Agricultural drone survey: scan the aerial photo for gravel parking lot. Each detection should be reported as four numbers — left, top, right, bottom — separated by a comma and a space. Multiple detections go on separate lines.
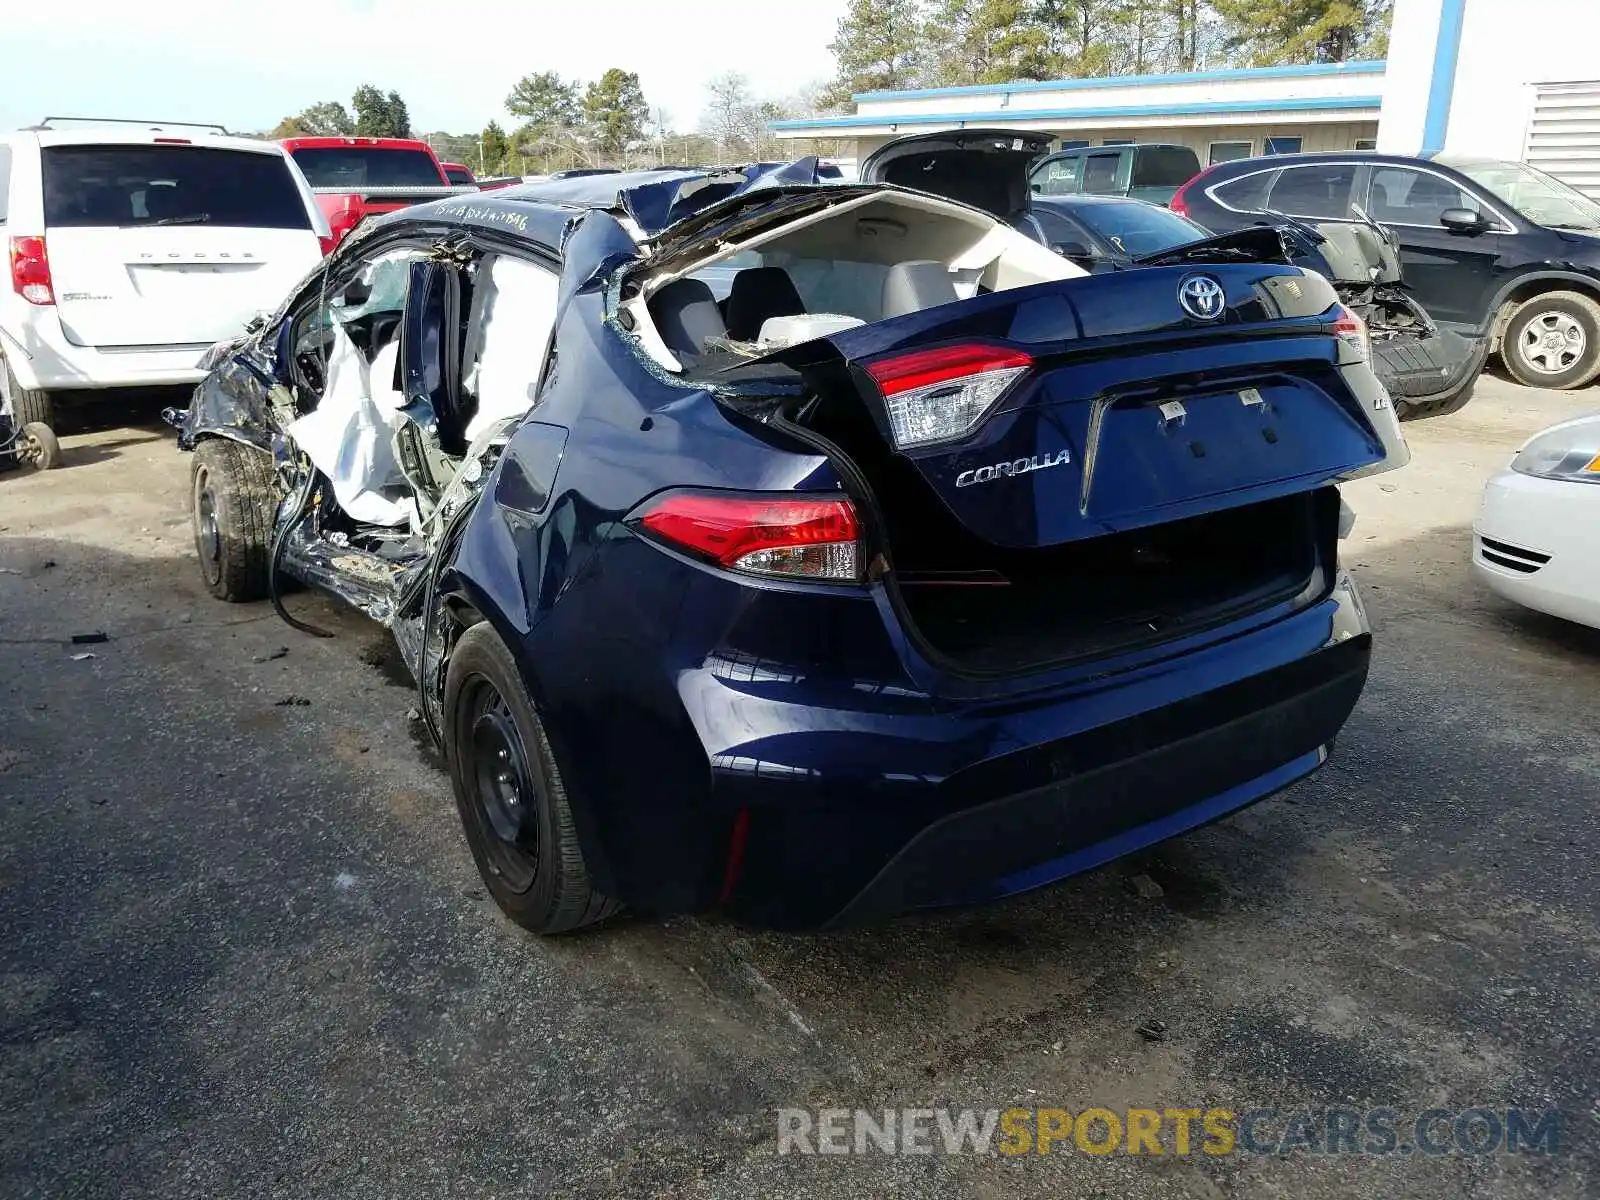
2, 376, 1597, 1199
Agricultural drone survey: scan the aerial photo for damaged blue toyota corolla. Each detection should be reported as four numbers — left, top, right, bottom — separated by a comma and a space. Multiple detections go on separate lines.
171, 158, 1407, 932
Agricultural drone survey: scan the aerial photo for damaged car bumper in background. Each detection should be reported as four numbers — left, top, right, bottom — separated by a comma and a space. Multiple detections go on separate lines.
1135, 222, 1485, 421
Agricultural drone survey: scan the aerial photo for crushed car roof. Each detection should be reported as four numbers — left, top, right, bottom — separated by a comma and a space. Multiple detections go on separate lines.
397, 157, 846, 245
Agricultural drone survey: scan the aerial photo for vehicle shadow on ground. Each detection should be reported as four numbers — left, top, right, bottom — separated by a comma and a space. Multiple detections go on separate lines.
0, 425, 176, 476
46, 389, 191, 437
2, 527, 1595, 1198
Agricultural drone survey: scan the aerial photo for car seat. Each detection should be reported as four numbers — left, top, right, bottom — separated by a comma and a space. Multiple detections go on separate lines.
649, 277, 728, 361
880, 261, 961, 319
724, 267, 806, 341
1369, 179, 1401, 223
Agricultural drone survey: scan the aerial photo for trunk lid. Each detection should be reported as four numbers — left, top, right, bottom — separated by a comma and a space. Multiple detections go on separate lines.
857, 129, 1053, 221
770, 263, 1397, 549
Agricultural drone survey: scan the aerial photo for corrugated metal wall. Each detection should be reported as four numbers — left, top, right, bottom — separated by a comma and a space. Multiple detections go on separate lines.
1525, 82, 1600, 198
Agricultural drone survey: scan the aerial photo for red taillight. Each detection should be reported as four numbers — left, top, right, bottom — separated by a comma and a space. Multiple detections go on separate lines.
318, 235, 337, 257
866, 343, 1031, 395
634, 492, 861, 582
1331, 304, 1371, 362
9, 236, 54, 306
325, 198, 366, 251
1169, 165, 1215, 217
153, 137, 191, 144
864, 342, 1032, 448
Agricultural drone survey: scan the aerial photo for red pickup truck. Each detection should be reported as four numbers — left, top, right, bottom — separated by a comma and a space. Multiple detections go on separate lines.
441, 162, 522, 192
278, 136, 469, 251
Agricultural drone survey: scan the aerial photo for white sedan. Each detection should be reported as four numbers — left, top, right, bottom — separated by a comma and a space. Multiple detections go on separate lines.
1473, 413, 1600, 628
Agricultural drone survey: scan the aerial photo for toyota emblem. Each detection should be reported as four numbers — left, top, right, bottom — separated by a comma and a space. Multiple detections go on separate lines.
1178, 274, 1226, 321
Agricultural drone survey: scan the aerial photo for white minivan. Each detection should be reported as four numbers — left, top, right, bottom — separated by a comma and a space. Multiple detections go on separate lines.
0, 120, 330, 427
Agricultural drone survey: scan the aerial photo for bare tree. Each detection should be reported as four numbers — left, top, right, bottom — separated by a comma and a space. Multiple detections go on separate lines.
700, 72, 759, 159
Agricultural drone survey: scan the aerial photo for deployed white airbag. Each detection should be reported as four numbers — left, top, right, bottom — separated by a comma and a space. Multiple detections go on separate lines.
462, 256, 560, 442
287, 324, 410, 526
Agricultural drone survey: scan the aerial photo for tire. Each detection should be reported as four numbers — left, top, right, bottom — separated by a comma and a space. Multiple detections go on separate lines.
3, 358, 54, 429
190, 438, 276, 602
21, 423, 60, 470
443, 623, 620, 934
1501, 291, 1600, 390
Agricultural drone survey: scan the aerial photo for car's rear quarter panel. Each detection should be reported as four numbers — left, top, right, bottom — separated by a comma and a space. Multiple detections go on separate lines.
447, 278, 1373, 916
446, 285, 860, 910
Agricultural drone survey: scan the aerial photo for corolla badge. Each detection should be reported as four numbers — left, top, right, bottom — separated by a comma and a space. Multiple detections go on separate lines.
1178, 273, 1227, 321
955, 449, 1071, 488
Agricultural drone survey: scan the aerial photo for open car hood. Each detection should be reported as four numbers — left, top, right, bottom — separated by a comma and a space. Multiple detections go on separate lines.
857, 129, 1053, 220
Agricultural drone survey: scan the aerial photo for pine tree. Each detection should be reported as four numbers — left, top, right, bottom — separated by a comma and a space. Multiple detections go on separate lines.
383, 91, 412, 139
824, 0, 928, 106
928, 0, 1053, 85
480, 121, 511, 174
350, 86, 411, 138
506, 72, 582, 128
1212, 0, 1388, 65
582, 69, 650, 158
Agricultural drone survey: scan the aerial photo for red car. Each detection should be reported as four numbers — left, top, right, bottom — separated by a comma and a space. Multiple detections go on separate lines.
441, 162, 522, 192
278, 136, 465, 250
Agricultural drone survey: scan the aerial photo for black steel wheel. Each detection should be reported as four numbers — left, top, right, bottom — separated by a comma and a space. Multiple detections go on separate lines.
462, 681, 543, 893
443, 622, 620, 933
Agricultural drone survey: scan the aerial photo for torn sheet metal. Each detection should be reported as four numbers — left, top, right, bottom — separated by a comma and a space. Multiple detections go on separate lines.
516, 158, 843, 238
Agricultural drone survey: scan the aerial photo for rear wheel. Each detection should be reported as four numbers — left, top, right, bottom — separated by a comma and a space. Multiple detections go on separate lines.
1502, 291, 1600, 390
3, 358, 54, 429
443, 623, 620, 934
190, 439, 276, 602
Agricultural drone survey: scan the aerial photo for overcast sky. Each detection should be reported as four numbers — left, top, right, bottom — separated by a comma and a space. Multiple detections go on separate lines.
2, 0, 849, 136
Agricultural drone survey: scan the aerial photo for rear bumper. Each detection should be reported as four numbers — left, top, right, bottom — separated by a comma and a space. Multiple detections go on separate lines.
826, 637, 1365, 925
649, 571, 1373, 929
1, 311, 208, 392
1473, 469, 1600, 629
